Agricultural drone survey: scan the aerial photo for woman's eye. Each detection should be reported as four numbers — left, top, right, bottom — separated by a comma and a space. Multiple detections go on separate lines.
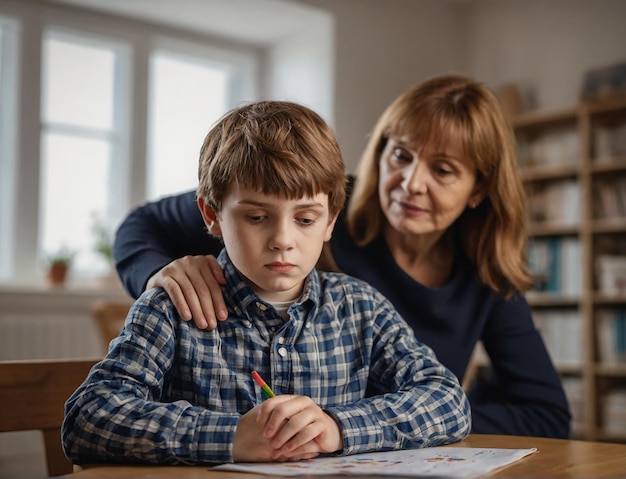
391, 148, 413, 163
435, 166, 453, 176
432, 164, 457, 182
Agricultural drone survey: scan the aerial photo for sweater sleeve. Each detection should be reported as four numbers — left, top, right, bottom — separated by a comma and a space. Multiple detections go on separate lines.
113, 190, 222, 298
470, 293, 572, 438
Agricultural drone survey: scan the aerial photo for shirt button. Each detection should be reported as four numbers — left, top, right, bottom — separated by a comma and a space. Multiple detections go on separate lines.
278, 337, 285, 344
256, 302, 268, 311
278, 347, 288, 357
242, 320, 252, 328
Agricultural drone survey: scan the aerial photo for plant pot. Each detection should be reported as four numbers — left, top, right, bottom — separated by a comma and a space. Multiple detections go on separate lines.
47, 263, 68, 285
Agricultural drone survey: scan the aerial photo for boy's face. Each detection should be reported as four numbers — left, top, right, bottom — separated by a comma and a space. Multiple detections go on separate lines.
198, 184, 336, 303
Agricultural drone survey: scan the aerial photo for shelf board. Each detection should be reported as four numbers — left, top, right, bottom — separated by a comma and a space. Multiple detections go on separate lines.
512, 106, 579, 129
520, 163, 580, 181
529, 223, 580, 236
595, 363, 626, 376
526, 293, 580, 307
592, 218, 626, 234
583, 95, 626, 115
593, 294, 626, 305
590, 156, 626, 172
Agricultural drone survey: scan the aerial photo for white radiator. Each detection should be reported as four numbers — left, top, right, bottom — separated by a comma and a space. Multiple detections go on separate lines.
0, 313, 103, 360
0, 285, 129, 360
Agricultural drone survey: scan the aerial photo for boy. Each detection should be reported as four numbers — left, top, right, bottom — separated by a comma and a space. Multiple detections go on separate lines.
62, 101, 470, 465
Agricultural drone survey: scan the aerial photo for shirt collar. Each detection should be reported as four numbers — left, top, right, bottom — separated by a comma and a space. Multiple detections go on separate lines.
216, 249, 320, 320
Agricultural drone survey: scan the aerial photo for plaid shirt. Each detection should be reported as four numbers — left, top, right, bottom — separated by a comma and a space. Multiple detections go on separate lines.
63, 250, 470, 465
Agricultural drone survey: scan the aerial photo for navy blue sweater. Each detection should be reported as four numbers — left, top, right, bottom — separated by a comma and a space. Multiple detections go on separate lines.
114, 189, 571, 438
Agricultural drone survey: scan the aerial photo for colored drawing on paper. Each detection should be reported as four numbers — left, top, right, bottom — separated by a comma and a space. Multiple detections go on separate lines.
212, 446, 538, 477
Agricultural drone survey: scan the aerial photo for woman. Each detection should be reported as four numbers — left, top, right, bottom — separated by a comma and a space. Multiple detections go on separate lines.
113, 74, 571, 438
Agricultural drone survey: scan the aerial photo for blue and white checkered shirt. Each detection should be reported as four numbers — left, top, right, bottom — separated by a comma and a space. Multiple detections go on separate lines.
63, 250, 470, 465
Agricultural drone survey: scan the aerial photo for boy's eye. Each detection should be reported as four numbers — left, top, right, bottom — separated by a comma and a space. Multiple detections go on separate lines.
297, 217, 315, 226
247, 214, 266, 223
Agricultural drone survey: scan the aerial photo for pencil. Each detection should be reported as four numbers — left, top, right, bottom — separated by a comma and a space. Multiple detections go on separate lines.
251, 370, 276, 399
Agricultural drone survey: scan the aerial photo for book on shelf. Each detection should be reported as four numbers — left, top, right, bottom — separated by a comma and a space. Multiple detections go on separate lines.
528, 180, 581, 225
519, 130, 579, 168
597, 309, 626, 365
594, 122, 626, 160
594, 176, 626, 219
561, 376, 585, 426
595, 255, 626, 296
602, 388, 626, 436
533, 310, 583, 366
528, 237, 582, 297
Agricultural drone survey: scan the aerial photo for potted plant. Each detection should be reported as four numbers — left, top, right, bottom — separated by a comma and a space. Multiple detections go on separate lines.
45, 247, 75, 286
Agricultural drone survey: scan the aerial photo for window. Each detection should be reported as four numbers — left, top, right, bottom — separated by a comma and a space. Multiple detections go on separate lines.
40, 30, 130, 276
33, 28, 256, 280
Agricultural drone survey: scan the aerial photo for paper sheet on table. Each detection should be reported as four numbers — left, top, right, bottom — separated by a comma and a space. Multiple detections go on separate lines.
211, 446, 537, 477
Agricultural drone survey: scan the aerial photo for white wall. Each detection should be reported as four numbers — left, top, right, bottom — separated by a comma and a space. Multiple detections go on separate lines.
264, 7, 335, 125
465, 0, 626, 111
295, 0, 626, 171
295, 0, 467, 171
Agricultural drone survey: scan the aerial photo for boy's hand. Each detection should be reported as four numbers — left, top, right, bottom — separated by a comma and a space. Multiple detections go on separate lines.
233, 404, 320, 462
146, 255, 227, 329
257, 395, 343, 460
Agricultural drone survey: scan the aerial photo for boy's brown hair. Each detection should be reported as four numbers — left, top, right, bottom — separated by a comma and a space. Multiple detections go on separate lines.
197, 101, 346, 219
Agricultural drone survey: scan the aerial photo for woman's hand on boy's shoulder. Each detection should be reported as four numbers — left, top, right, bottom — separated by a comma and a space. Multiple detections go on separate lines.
146, 254, 227, 329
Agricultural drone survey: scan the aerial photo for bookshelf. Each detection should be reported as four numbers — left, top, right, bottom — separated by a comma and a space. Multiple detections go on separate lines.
513, 96, 626, 441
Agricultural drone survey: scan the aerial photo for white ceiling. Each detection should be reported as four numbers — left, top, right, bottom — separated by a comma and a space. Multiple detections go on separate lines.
46, 0, 324, 44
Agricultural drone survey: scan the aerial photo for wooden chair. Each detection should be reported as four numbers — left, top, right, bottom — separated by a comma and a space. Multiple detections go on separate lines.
462, 341, 489, 393
92, 301, 133, 353
0, 358, 97, 476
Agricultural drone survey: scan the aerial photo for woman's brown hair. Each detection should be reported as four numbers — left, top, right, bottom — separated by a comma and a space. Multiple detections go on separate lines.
347, 74, 532, 297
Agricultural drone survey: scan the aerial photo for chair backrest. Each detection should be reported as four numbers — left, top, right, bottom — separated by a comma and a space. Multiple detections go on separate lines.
0, 358, 97, 476
92, 301, 133, 353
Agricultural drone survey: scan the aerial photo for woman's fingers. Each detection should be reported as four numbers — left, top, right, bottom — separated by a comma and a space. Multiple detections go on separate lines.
146, 255, 227, 329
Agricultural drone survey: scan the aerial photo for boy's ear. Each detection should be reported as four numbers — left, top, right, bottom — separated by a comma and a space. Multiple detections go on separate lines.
197, 197, 222, 237
324, 214, 338, 243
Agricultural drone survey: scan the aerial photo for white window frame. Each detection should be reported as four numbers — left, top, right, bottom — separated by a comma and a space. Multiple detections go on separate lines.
0, 15, 19, 280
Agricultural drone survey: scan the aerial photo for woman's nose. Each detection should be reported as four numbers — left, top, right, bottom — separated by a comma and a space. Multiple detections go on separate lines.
401, 161, 428, 195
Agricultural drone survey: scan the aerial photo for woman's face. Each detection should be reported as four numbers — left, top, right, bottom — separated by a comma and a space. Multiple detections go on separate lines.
378, 134, 482, 240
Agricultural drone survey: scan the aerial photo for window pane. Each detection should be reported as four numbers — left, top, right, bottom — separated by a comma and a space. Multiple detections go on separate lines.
42, 34, 114, 130
147, 52, 229, 200
40, 132, 111, 275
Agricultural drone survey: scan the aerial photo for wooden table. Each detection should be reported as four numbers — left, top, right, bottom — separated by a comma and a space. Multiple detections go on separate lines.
60, 434, 626, 478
